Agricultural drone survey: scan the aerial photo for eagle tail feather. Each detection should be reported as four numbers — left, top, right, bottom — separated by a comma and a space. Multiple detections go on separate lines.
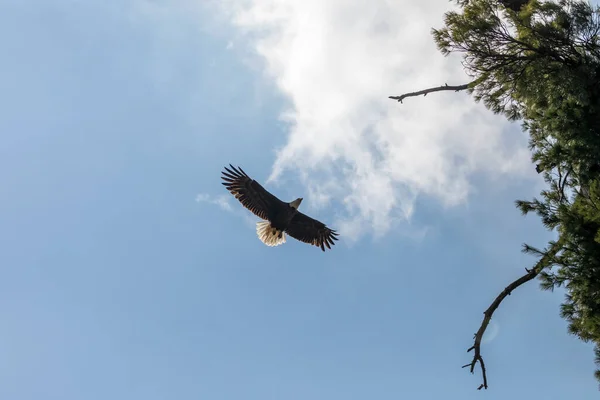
256, 221, 286, 247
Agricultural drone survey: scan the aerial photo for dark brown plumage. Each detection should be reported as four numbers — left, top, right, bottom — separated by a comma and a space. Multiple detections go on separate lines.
221, 164, 339, 251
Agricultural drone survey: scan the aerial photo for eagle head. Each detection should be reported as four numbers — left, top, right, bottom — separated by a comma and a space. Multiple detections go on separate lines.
289, 197, 303, 209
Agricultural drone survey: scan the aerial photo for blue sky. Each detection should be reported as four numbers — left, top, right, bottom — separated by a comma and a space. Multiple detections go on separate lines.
0, 1, 598, 399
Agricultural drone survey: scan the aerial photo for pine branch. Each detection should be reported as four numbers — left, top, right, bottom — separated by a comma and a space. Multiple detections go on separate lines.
388, 82, 472, 103
463, 239, 564, 390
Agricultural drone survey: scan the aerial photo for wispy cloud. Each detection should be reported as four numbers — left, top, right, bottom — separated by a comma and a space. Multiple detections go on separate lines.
196, 193, 257, 228
215, 0, 537, 242
195, 193, 234, 212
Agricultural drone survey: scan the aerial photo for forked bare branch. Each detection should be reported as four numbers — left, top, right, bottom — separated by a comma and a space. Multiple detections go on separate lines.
388, 82, 472, 103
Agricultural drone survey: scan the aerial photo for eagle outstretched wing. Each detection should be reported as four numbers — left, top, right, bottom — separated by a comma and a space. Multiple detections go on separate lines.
221, 164, 286, 220
285, 211, 339, 251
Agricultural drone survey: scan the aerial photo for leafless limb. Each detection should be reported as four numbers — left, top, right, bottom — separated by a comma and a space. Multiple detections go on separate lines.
558, 166, 571, 203
463, 240, 563, 390
388, 82, 472, 103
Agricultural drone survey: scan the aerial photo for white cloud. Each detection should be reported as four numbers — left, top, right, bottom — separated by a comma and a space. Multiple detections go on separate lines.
216, 0, 537, 242
195, 193, 234, 212
196, 193, 258, 228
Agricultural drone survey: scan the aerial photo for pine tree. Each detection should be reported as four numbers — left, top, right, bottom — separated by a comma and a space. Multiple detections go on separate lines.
391, 0, 600, 389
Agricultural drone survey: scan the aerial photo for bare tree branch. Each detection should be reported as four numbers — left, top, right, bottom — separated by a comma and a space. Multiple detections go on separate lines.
463, 240, 564, 390
388, 82, 472, 103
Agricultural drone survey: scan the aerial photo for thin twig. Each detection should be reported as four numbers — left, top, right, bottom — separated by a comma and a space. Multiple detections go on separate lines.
388, 82, 472, 103
559, 167, 571, 203
464, 240, 563, 390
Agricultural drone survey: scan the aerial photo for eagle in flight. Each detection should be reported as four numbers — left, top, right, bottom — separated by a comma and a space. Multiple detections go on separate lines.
221, 165, 339, 251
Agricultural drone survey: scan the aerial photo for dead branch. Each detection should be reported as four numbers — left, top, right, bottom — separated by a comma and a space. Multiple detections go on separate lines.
388, 82, 472, 103
463, 240, 563, 390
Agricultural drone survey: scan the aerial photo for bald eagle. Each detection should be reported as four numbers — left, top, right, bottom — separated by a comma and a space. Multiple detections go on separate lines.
221, 165, 339, 251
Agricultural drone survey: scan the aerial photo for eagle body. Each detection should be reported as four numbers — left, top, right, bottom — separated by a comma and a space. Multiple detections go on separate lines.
262, 199, 300, 231
221, 165, 339, 251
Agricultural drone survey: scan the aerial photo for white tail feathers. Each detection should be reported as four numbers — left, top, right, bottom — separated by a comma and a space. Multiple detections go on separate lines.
256, 221, 286, 247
